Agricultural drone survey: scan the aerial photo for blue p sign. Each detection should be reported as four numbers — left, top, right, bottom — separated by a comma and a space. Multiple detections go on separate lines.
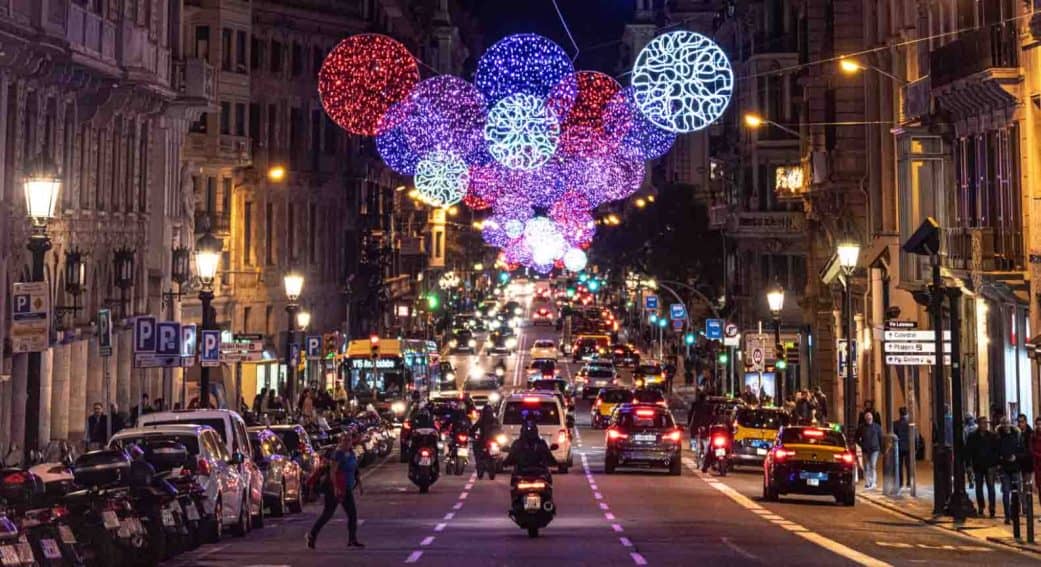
134, 316, 156, 353
181, 324, 197, 357
306, 335, 321, 358
201, 330, 220, 365
13, 294, 30, 313
156, 322, 181, 355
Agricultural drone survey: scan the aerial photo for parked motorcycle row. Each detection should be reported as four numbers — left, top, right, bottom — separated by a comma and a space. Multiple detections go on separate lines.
0, 406, 396, 567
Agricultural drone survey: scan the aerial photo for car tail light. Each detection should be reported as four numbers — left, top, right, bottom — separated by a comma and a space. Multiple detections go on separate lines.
802, 429, 825, 438
523, 397, 541, 404
594, 399, 602, 408
516, 480, 546, 490
836, 452, 855, 465
403, 421, 412, 430
635, 409, 655, 418
711, 435, 727, 448
773, 448, 795, 460
457, 433, 469, 443
51, 505, 70, 519
196, 458, 211, 476
667, 430, 682, 442
557, 429, 568, 444
419, 449, 432, 458
607, 429, 628, 440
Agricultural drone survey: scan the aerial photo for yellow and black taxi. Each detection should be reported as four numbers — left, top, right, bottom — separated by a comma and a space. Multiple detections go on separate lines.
604, 404, 683, 475
591, 387, 634, 429
732, 406, 791, 467
633, 361, 666, 389
762, 426, 856, 506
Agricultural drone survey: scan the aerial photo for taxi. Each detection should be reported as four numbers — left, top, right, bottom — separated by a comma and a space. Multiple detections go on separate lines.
591, 387, 634, 429
762, 426, 856, 506
633, 361, 665, 389
732, 407, 791, 467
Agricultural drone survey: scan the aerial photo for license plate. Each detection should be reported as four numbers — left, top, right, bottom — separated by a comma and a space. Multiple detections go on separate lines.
634, 434, 656, 443
0, 546, 19, 566
183, 502, 200, 521
806, 478, 820, 487
102, 510, 120, 530
40, 539, 62, 560
714, 448, 726, 457
524, 494, 541, 511
58, 525, 76, 544
756, 448, 767, 456
14, 543, 32, 564
161, 509, 176, 527
456, 447, 469, 457
419, 457, 432, 467
800, 471, 828, 481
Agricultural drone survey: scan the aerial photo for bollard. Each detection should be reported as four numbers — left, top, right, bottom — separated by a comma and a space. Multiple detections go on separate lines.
1026, 477, 1035, 544
1011, 475, 1021, 540
883, 434, 899, 497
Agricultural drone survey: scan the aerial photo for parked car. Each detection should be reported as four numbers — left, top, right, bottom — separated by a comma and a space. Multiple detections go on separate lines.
247, 428, 303, 516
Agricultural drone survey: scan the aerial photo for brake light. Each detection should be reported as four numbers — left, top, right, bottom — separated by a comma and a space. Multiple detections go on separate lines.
711, 435, 727, 448
457, 434, 469, 443
657, 400, 667, 406
836, 452, 856, 465
667, 430, 683, 442
557, 429, 568, 444
419, 449, 432, 458
594, 399, 602, 408
635, 409, 655, 417
196, 458, 211, 476
773, 448, 795, 460
802, 429, 825, 438
607, 429, 628, 440
516, 481, 546, 490
51, 505, 69, 519
523, 397, 541, 404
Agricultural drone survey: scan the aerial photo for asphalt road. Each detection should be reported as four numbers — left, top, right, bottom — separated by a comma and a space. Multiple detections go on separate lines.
166, 312, 1038, 566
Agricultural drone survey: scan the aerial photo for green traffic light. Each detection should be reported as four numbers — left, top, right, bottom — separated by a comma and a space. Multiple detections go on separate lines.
566, 287, 576, 297
578, 273, 588, 282
718, 353, 729, 364
684, 333, 695, 345
657, 318, 666, 328
498, 271, 510, 284
426, 293, 440, 310
588, 280, 600, 292
776, 359, 788, 370
649, 314, 658, 324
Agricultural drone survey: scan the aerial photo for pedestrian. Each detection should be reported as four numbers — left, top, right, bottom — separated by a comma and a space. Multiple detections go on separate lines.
307, 434, 363, 549
996, 416, 1023, 523
1016, 414, 1034, 515
813, 387, 828, 422
86, 402, 108, 449
298, 389, 315, 424
963, 414, 978, 490
253, 388, 267, 413
1031, 416, 1041, 521
965, 416, 998, 518
856, 411, 883, 489
857, 400, 881, 430
893, 407, 911, 488
794, 391, 812, 425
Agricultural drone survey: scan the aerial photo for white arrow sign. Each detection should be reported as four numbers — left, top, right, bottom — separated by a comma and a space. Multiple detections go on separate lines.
885, 354, 952, 366
883, 330, 952, 342
884, 341, 952, 353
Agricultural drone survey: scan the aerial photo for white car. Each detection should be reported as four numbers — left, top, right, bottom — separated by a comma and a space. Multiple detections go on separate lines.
529, 339, 558, 360
497, 392, 572, 474
138, 409, 265, 531
109, 424, 249, 539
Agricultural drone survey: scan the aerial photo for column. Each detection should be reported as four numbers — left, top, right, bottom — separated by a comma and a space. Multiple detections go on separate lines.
85, 336, 103, 420
50, 342, 71, 441
9, 355, 27, 457
116, 329, 131, 414
68, 339, 88, 441
38, 348, 53, 448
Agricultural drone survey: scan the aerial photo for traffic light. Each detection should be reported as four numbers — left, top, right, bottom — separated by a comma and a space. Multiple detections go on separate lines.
775, 342, 788, 370
426, 292, 440, 310
369, 333, 380, 357
498, 271, 510, 284
566, 287, 576, 297
649, 313, 658, 324
657, 318, 666, 328
323, 333, 337, 358
776, 358, 788, 370
684, 333, 695, 345
718, 352, 729, 364
578, 273, 588, 283
587, 279, 600, 292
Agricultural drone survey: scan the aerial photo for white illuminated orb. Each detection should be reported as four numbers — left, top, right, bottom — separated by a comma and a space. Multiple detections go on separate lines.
523, 217, 565, 266
631, 31, 733, 133
414, 150, 469, 207
562, 248, 587, 272
485, 94, 561, 171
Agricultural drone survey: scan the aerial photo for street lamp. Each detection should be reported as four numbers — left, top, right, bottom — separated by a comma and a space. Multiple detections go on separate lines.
836, 238, 860, 442
21, 157, 61, 463
113, 247, 135, 318
284, 270, 304, 406
743, 112, 799, 137
767, 282, 785, 402
837, 57, 908, 83
267, 165, 286, 182
296, 309, 311, 331
195, 229, 222, 409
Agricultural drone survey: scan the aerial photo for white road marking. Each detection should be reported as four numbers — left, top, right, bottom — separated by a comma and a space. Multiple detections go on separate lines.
434, 523, 446, 532
443, 512, 454, 520
453, 502, 463, 510
620, 537, 633, 547
605, 512, 616, 520
630, 552, 648, 565
420, 536, 434, 547
612, 523, 624, 533
599, 502, 610, 510
459, 492, 468, 500
405, 551, 423, 563
721, 537, 758, 560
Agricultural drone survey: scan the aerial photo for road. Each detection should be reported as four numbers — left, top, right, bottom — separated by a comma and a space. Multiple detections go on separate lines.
166, 312, 1037, 566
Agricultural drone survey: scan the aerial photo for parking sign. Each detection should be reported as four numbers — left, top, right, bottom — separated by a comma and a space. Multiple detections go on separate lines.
200, 330, 221, 367
644, 294, 659, 310
669, 303, 686, 320
705, 319, 724, 341
306, 335, 321, 360
156, 322, 181, 355
134, 316, 157, 353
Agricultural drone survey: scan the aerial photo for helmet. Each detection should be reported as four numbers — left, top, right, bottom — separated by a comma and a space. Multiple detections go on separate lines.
520, 419, 540, 442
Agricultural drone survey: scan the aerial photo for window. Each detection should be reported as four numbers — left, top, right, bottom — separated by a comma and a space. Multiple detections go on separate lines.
195, 26, 210, 59
309, 203, 317, 264
292, 42, 303, 77
266, 202, 274, 265
243, 201, 253, 266
221, 28, 232, 71
290, 107, 303, 169
243, 306, 253, 333
312, 45, 324, 74
220, 101, 230, 135
236, 30, 247, 72
205, 177, 216, 212
265, 304, 273, 335
323, 114, 337, 154
288, 203, 296, 259
235, 103, 245, 136
189, 112, 207, 134
267, 104, 278, 149
251, 35, 264, 70
271, 40, 283, 73
249, 103, 260, 140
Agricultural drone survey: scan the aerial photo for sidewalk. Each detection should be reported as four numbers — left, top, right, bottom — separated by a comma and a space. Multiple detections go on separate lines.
859, 460, 1041, 555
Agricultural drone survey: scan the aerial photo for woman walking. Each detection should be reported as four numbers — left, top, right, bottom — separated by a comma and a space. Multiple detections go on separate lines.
307, 434, 363, 549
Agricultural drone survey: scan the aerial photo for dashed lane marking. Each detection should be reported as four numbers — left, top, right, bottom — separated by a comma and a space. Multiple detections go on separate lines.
434, 523, 446, 532
620, 537, 633, 547
612, 523, 624, 533
443, 512, 454, 520
721, 537, 758, 560
420, 536, 434, 547
405, 551, 423, 563
630, 552, 648, 565
452, 502, 463, 510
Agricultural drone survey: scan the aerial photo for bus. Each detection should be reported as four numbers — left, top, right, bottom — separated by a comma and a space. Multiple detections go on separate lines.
345, 338, 435, 421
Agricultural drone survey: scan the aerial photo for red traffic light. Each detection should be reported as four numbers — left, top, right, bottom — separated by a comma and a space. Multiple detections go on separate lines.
369, 333, 380, 346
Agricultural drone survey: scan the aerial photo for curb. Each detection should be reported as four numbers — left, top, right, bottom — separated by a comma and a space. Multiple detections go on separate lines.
859, 492, 1041, 555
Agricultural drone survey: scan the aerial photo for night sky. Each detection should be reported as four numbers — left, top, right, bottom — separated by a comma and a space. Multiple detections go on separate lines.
459, 0, 634, 73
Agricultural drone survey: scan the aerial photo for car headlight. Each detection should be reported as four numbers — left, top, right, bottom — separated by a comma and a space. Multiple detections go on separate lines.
505, 337, 517, 349
514, 307, 522, 315
445, 371, 456, 382
488, 392, 501, 404
485, 340, 493, 348
496, 433, 508, 446
468, 339, 476, 347
495, 367, 505, 377
391, 401, 406, 415
449, 339, 458, 348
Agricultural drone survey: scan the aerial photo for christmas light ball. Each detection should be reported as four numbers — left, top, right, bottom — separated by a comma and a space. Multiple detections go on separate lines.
631, 31, 734, 133
475, 34, 576, 107
318, 34, 420, 136
550, 198, 596, 246
604, 87, 677, 160
485, 93, 561, 171
561, 153, 644, 206
414, 150, 469, 207
504, 219, 525, 239
554, 71, 623, 157
375, 100, 420, 175
401, 76, 488, 164
532, 262, 554, 275
524, 217, 565, 265
463, 192, 491, 211
503, 239, 533, 265
481, 219, 510, 247
563, 248, 588, 272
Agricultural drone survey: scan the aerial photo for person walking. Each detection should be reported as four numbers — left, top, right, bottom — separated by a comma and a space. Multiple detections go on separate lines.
813, 387, 828, 422
86, 403, 108, 450
857, 400, 881, 430
856, 411, 883, 489
963, 415, 978, 490
893, 407, 912, 489
965, 416, 998, 517
307, 434, 363, 549
1016, 414, 1035, 519
996, 416, 1023, 524
253, 388, 267, 413
1031, 416, 1041, 521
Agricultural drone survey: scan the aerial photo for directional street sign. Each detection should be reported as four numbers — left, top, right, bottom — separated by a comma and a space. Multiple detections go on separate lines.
883, 327, 952, 367
98, 309, 113, 357
11, 282, 49, 353
886, 354, 952, 366
884, 341, 951, 353
644, 294, 659, 310
705, 319, 724, 341
883, 330, 951, 342
669, 303, 687, 320
838, 339, 858, 377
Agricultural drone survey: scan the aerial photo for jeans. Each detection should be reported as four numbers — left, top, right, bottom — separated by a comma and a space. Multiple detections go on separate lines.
863, 451, 879, 488
310, 488, 358, 543
1000, 470, 1023, 520
897, 452, 911, 487
973, 467, 996, 514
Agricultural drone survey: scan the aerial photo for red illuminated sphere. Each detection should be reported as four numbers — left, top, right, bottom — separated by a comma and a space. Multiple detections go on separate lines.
554, 71, 624, 157
318, 34, 420, 136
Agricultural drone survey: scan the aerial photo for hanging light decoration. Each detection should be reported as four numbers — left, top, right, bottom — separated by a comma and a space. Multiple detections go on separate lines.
604, 87, 677, 161
562, 247, 588, 272
474, 33, 576, 108
554, 71, 624, 157
523, 216, 566, 265
318, 34, 420, 136
400, 76, 488, 165
414, 150, 469, 207
484, 93, 561, 171
375, 100, 421, 175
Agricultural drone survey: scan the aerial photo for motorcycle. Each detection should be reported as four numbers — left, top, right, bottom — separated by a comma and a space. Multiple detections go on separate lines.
0, 501, 34, 567
66, 449, 148, 566
407, 430, 440, 494
508, 475, 555, 538
474, 435, 502, 481
707, 426, 731, 477
449, 432, 469, 476
1, 467, 83, 567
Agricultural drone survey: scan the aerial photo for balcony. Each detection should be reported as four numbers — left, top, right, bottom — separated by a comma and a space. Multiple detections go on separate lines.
195, 210, 231, 235
119, 20, 171, 86
174, 57, 215, 101
65, 2, 117, 65
945, 226, 1023, 273
931, 26, 1017, 89
185, 134, 252, 166
902, 75, 931, 122
726, 211, 806, 239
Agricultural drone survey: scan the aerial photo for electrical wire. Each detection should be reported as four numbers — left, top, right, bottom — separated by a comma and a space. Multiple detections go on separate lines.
549, 0, 580, 61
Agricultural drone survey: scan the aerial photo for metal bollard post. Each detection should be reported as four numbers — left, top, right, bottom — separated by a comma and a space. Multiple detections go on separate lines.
1026, 477, 1035, 544
883, 434, 899, 497
1011, 476, 1021, 540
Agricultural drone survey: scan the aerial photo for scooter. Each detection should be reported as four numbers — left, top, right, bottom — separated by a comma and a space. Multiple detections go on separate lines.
474, 436, 501, 481
707, 425, 731, 477
407, 430, 440, 494
0, 502, 34, 567
508, 474, 555, 538
447, 432, 468, 476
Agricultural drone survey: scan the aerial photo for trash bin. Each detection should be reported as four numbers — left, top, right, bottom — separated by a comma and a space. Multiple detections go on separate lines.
883, 433, 900, 497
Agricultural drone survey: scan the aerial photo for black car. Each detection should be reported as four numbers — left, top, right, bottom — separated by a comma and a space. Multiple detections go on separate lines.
485, 330, 516, 354
603, 404, 683, 475
762, 426, 856, 506
448, 328, 477, 353
610, 344, 640, 367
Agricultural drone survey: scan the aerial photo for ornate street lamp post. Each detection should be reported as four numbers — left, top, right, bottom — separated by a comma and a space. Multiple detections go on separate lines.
284, 270, 304, 406
767, 282, 785, 401
837, 239, 861, 440
195, 230, 222, 409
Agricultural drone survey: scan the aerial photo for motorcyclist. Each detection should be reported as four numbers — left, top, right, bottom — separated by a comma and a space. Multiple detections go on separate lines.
700, 407, 734, 473
503, 419, 557, 480
471, 405, 497, 442
687, 396, 714, 462
409, 403, 439, 468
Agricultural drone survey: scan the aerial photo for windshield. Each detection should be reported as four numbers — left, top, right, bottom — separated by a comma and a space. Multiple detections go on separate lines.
588, 369, 614, 379
530, 360, 555, 371
273, 429, 302, 450
145, 419, 227, 443
779, 428, 846, 447
464, 378, 499, 391
502, 401, 561, 425
533, 340, 555, 348
531, 380, 566, 394
111, 433, 200, 455
601, 390, 633, 404
633, 390, 664, 404
637, 364, 662, 374
618, 411, 674, 429
737, 409, 790, 429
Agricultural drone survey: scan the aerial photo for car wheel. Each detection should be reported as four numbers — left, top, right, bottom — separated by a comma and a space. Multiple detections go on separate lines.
271, 484, 286, 517
557, 464, 568, 474
253, 493, 265, 528
762, 478, 778, 502
839, 489, 855, 506
669, 459, 682, 476
604, 455, 616, 474
208, 497, 223, 543
232, 497, 249, 537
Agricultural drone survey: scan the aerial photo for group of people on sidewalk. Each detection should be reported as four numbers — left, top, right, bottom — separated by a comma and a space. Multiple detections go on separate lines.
964, 413, 1041, 522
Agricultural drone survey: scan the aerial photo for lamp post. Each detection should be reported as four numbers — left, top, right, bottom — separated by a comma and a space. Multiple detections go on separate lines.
297, 309, 311, 389
55, 248, 86, 328
837, 239, 861, 441
21, 157, 61, 464
195, 230, 222, 409
162, 246, 191, 406
767, 282, 785, 402
284, 270, 304, 408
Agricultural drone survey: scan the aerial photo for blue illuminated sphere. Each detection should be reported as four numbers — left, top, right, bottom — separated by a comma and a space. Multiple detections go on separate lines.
604, 87, 676, 161
631, 31, 733, 133
485, 93, 561, 171
401, 76, 488, 165
475, 34, 576, 109
414, 150, 469, 207
376, 100, 421, 175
